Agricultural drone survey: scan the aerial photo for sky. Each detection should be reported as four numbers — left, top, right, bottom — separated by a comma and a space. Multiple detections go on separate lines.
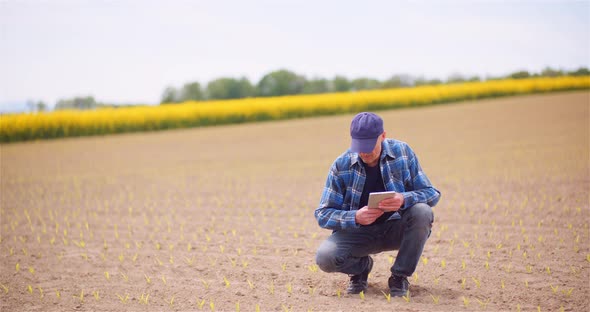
1, 0, 589, 110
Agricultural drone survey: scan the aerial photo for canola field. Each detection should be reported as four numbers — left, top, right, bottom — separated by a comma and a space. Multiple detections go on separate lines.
1, 76, 589, 142
0, 91, 589, 312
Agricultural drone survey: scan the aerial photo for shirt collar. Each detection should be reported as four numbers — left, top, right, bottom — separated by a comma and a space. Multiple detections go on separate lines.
349, 139, 396, 168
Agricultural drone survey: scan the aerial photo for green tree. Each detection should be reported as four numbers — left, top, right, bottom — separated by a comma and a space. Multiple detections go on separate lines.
351, 78, 381, 91
180, 82, 204, 101
26, 100, 47, 112
509, 71, 530, 79
332, 76, 351, 92
302, 78, 331, 94
206, 77, 255, 100
447, 73, 466, 84
381, 75, 413, 89
257, 69, 306, 97
161, 86, 179, 104
55, 96, 97, 110
541, 67, 563, 77
414, 77, 443, 86
568, 67, 590, 76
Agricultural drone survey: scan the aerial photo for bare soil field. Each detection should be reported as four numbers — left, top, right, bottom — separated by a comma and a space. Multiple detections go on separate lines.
1, 91, 589, 312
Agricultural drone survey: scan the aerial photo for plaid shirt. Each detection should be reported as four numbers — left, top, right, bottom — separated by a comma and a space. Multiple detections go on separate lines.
315, 139, 441, 230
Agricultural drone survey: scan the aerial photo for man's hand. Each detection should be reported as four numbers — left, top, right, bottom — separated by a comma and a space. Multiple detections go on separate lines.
378, 193, 404, 212
355, 206, 384, 225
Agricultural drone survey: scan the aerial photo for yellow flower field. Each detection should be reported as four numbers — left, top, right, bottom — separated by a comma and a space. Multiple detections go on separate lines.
1, 76, 589, 142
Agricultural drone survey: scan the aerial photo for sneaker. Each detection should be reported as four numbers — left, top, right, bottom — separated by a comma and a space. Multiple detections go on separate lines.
346, 256, 373, 294
388, 274, 409, 297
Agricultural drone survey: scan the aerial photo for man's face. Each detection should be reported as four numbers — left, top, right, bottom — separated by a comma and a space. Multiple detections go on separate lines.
359, 132, 385, 167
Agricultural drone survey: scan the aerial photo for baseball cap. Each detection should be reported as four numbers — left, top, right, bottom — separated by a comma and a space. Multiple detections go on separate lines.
350, 112, 383, 153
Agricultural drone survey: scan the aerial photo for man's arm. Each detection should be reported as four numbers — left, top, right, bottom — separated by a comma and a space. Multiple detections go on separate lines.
314, 163, 359, 230
400, 147, 441, 209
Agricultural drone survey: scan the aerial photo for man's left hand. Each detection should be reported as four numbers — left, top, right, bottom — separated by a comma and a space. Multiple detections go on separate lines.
378, 193, 404, 212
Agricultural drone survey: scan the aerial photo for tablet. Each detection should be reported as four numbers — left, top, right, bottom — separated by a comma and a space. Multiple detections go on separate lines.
368, 191, 397, 209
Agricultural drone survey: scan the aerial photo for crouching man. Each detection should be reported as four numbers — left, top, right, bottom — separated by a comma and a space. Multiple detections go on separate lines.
314, 112, 441, 296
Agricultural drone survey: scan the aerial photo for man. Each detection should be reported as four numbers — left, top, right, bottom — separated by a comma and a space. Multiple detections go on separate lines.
314, 112, 440, 297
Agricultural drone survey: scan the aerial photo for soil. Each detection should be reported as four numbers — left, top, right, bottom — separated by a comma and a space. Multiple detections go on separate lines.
1, 91, 589, 311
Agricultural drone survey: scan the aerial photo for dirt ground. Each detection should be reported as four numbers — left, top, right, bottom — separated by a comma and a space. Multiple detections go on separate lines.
1, 91, 589, 312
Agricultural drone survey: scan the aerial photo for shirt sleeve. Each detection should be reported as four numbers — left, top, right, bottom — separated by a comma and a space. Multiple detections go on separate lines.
314, 162, 359, 230
400, 147, 441, 209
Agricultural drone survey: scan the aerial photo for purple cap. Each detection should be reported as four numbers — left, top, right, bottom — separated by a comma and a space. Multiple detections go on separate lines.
350, 112, 383, 153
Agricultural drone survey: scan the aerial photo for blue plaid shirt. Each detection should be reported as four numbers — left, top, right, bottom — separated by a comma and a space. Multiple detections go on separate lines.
315, 139, 441, 230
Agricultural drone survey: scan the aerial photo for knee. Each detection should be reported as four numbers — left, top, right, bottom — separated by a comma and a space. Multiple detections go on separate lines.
406, 203, 434, 224
315, 242, 340, 273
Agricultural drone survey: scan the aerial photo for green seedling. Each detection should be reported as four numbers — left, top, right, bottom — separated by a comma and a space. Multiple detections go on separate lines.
116, 293, 129, 304
224, 276, 230, 288
1, 284, 8, 293
561, 288, 573, 297
381, 290, 391, 302
185, 256, 195, 266
463, 296, 470, 307
74, 289, 84, 302
197, 298, 206, 309
422, 256, 428, 265
430, 294, 440, 304
550, 285, 558, 294
92, 290, 99, 300
167, 295, 175, 307
402, 291, 410, 303
477, 298, 490, 308
359, 290, 365, 300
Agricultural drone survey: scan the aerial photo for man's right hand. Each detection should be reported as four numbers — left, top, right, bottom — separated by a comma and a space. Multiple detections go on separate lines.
355, 206, 384, 225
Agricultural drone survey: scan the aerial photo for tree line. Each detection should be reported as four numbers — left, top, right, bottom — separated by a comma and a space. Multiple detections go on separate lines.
159, 67, 590, 104
30, 67, 590, 111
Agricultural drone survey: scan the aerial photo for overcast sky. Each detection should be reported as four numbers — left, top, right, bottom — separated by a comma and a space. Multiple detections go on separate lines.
1, 0, 589, 108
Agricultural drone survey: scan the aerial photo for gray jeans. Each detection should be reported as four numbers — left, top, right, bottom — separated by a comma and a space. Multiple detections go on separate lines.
315, 203, 434, 277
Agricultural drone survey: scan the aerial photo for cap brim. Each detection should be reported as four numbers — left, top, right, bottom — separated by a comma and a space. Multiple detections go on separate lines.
350, 137, 378, 153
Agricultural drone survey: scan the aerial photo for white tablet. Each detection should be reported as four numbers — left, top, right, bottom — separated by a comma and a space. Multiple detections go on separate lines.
368, 191, 397, 209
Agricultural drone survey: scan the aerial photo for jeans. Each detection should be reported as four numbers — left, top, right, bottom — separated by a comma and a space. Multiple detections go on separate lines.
315, 203, 434, 277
